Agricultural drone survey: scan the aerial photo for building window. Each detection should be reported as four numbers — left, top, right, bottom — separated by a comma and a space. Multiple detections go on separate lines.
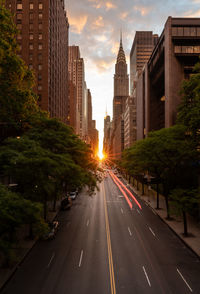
17, 34, 22, 40
29, 34, 34, 40
17, 13, 22, 20
38, 44, 43, 50
38, 13, 43, 20
29, 3, 34, 10
38, 54, 42, 60
38, 64, 42, 70
38, 85, 42, 91
29, 44, 33, 50
38, 74, 42, 81
38, 23, 42, 30
29, 54, 33, 61
38, 34, 42, 40
18, 44, 22, 51
17, 3, 22, 10
8, 3, 11, 9
184, 27, 190, 36
29, 23, 33, 30
17, 23, 22, 30
38, 94, 42, 101
29, 13, 33, 20
191, 27, 196, 36
29, 64, 33, 70
39, 3, 43, 10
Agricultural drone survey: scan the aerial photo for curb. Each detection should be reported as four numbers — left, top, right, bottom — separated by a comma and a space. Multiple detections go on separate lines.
127, 181, 200, 260
0, 209, 60, 292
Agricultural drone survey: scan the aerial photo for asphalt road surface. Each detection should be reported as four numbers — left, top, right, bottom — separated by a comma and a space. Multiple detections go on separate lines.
1, 172, 200, 294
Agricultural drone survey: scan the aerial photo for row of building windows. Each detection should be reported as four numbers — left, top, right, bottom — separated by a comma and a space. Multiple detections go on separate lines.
172, 26, 200, 37
17, 33, 43, 40
174, 45, 200, 54
16, 3, 43, 10
17, 13, 43, 20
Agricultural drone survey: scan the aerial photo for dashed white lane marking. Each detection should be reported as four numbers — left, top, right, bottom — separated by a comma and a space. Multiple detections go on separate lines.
86, 219, 90, 227
143, 266, 151, 287
177, 268, 193, 292
149, 227, 156, 237
128, 227, 132, 236
137, 209, 141, 215
151, 209, 157, 215
47, 252, 55, 268
121, 208, 124, 214
79, 250, 84, 268
145, 202, 148, 206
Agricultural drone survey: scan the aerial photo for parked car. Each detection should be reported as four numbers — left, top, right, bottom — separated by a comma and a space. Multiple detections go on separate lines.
61, 196, 72, 210
69, 189, 78, 200
42, 221, 59, 240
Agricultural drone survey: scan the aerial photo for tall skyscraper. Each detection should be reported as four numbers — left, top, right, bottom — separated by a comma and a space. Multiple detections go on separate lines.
68, 46, 86, 137
111, 34, 129, 159
113, 34, 129, 123
130, 31, 158, 96
6, 0, 69, 122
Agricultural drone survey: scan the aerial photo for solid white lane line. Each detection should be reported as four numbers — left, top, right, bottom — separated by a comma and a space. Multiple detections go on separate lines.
151, 209, 157, 215
149, 227, 156, 237
47, 252, 55, 268
86, 219, 90, 227
177, 268, 193, 292
137, 209, 141, 214
79, 250, 84, 267
121, 208, 124, 214
143, 266, 151, 287
128, 227, 132, 236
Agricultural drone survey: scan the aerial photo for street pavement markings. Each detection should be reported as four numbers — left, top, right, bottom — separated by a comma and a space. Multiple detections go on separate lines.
86, 219, 90, 227
103, 182, 116, 294
176, 268, 193, 292
47, 252, 55, 268
142, 266, 151, 287
149, 227, 156, 237
121, 208, 124, 214
78, 250, 84, 268
128, 227, 132, 237
137, 208, 141, 215
151, 208, 157, 215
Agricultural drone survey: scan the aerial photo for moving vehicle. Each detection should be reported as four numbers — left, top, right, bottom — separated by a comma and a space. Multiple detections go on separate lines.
69, 189, 78, 200
42, 221, 59, 240
61, 196, 72, 210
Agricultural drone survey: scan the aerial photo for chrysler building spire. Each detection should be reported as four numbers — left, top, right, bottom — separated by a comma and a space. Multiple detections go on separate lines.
117, 31, 126, 64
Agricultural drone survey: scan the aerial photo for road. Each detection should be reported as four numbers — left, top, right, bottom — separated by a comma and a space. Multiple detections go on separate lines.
1, 172, 200, 294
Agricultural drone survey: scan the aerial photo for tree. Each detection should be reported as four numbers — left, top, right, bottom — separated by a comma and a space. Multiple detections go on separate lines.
121, 125, 198, 218
177, 61, 200, 148
0, 184, 47, 266
0, 4, 39, 141
170, 188, 200, 236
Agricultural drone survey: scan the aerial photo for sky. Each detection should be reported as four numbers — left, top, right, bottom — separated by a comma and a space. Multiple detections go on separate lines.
66, 0, 200, 153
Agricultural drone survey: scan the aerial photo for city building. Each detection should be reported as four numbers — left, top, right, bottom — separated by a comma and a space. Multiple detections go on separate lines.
136, 17, 200, 140
6, 0, 69, 122
124, 96, 136, 149
103, 114, 111, 156
130, 31, 158, 96
68, 46, 86, 138
111, 34, 129, 159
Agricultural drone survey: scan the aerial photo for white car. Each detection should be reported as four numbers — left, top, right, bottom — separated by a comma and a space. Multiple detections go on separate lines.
69, 190, 78, 200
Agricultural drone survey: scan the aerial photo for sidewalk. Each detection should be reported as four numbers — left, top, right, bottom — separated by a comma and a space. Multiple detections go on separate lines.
127, 180, 200, 258
0, 202, 60, 291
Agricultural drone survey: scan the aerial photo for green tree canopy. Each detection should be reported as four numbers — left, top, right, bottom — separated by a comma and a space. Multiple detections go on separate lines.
0, 5, 39, 140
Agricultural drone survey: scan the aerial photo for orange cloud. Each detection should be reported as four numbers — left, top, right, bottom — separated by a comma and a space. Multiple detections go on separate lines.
133, 5, 151, 16
93, 16, 104, 27
105, 2, 116, 10
68, 15, 88, 34
184, 9, 200, 17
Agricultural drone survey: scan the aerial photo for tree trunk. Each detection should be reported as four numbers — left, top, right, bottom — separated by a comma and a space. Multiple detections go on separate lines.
183, 210, 188, 236
156, 183, 160, 209
29, 223, 33, 239
43, 193, 47, 220
142, 182, 144, 195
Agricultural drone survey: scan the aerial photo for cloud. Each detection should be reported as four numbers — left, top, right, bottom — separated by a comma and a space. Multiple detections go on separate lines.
68, 15, 88, 34
184, 9, 200, 17
133, 5, 152, 16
